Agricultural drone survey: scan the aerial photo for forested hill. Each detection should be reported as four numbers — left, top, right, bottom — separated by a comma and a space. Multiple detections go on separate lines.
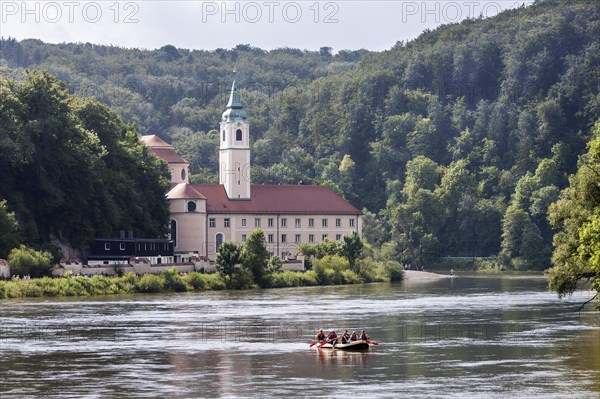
1, 0, 599, 269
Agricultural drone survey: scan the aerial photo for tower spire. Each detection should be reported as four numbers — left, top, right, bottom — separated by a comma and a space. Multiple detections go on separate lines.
226, 79, 243, 109
222, 79, 247, 122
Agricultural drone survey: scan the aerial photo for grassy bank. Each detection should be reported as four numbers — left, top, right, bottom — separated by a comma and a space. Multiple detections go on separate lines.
0, 258, 404, 299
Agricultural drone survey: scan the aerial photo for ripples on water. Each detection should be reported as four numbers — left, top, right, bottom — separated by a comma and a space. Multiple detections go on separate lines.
0, 275, 598, 398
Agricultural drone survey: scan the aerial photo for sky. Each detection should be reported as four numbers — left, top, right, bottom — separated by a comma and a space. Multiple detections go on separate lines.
1, 1, 534, 52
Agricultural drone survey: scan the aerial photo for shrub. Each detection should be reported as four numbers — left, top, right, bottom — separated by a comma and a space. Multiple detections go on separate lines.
136, 274, 165, 293
7, 245, 53, 277
382, 260, 404, 281
203, 273, 226, 290
162, 268, 189, 292
185, 272, 207, 290
341, 269, 362, 284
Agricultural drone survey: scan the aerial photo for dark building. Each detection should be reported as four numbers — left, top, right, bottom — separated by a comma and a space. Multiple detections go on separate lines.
88, 238, 174, 265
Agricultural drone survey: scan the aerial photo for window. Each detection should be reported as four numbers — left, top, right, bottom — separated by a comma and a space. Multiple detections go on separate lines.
349, 218, 355, 227
224, 218, 230, 227
295, 234, 301, 243
281, 218, 287, 228
268, 218, 274, 227
295, 218, 301, 228
242, 234, 247, 242
281, 234, 287, 243
322, 218, 328, 228
309, 218, 314, 228
120, 243, 126, 251
104, 242, 111, 251
268, 234, 274, 243
222, 130, 225, 141
181, 169, 186, 181
187, 201, 197, 212
209, 218, 216, 228
281, 252, 287, 259
236, 129, 243, 141
255, 218, 261, 228
216, 233, 224, 251
269, 252, 274, 257
336, 234, 341, 241
335, 218, 341, 227
322, 234, 328, 241
241, 218, 247, 227
309, 234, 314, 243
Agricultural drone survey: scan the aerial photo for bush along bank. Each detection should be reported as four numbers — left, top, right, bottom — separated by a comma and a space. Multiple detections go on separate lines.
0, 259, 404, 299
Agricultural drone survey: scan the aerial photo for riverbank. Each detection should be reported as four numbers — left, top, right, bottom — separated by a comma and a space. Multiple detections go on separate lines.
403, 270, 451, 282
0, 262, 404, 299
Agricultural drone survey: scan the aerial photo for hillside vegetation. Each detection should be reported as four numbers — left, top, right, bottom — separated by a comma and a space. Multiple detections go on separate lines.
1, 0, 599, 272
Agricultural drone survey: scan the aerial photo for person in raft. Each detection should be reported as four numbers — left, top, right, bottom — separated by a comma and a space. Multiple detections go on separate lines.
327, 330, 338, 345
350, 331, 358, 341
360, 330, 369, 341
340, 330, 350, 344
315, 329, 326, 342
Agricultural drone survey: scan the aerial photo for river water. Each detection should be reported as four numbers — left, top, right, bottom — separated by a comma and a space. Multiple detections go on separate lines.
0, 274, 598, 398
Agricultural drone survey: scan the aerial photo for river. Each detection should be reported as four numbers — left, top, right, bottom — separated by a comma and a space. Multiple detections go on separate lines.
0, 274, 598, 398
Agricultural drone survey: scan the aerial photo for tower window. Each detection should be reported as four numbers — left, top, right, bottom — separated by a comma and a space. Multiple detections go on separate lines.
236, 129, 243, 141
222, 130, 225, 141
181, 169, 186, 181
187, 201, 197, 212
170, 220, 177, 247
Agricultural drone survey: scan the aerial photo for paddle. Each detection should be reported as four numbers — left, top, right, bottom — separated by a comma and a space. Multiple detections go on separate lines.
366, 340, 379, 346
310, 342, 318, 347
318, 341, 328, 348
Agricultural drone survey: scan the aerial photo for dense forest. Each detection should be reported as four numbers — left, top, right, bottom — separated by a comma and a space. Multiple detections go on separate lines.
0, 71, 171, 259
1, 0, 599, 271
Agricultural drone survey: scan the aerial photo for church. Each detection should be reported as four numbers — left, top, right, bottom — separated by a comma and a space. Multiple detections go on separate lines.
142, 81, 362, 263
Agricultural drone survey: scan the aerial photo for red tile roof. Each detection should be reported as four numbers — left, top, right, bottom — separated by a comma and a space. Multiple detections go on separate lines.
149, 148, 188, 164
167, 183, 206, 199
140, 135, 172, 148
193, 184, 361, 215
141, 135, 189, 164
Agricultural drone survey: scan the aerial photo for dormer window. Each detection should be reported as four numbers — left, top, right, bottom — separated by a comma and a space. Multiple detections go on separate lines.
236, 129, 243, 141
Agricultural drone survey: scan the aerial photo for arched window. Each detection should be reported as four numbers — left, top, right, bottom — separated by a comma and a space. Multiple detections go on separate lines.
181, 168, 186, 181
222, 130, 225, 141
216, 233, 224, 251
187, 201, 196, 212
236, 129, 243, 141
170, 220, 177, 248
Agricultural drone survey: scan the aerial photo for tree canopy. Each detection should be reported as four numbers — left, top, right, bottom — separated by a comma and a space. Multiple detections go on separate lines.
0, 70, 171, 257
547, 121, 600, 305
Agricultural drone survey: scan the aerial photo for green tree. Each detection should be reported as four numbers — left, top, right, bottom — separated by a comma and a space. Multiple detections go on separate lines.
215, 241, 242, 279
340, 232, 364, 272
0, 200, 20, 258
242, 229, 270, 287
7, 245, 53, 277
267, 255, 283, 274
547, 121, 600, 304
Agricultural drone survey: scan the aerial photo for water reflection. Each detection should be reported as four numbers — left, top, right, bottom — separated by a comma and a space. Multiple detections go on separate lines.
0, 275, 598, 398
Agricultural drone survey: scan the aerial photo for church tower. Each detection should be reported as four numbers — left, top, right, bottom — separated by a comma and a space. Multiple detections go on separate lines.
220, 80, 251, 199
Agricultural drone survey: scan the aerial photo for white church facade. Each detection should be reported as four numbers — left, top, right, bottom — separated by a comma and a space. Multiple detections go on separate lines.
142, 81, 362, 262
